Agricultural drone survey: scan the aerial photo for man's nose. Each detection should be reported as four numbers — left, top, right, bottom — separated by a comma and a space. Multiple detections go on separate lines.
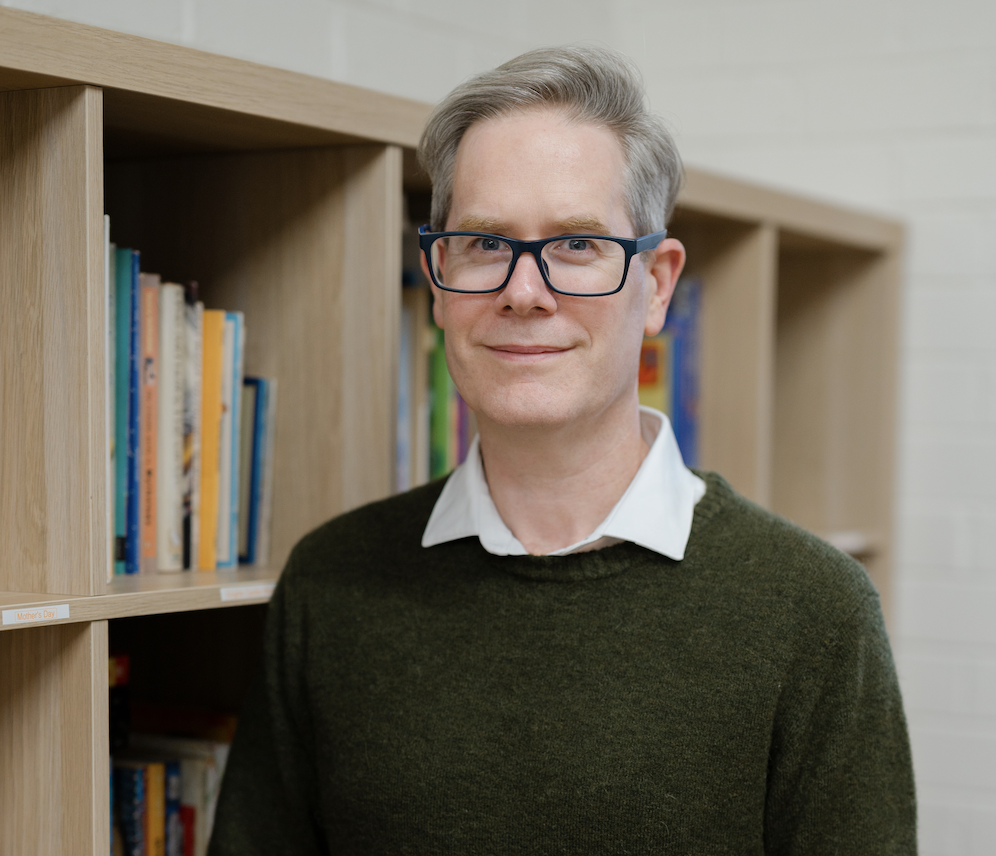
500, 251, 558, 314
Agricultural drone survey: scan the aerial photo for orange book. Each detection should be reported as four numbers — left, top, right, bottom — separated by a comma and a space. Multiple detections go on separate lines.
139, 274, 160, 573
198, 310, 226, 570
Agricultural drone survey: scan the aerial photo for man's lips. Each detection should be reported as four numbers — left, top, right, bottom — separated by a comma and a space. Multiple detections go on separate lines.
484, 344, 573, 363
488, 344, 570, 354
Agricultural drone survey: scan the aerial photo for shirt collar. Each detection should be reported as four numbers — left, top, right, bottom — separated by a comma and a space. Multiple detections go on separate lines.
421, 407, 706, 559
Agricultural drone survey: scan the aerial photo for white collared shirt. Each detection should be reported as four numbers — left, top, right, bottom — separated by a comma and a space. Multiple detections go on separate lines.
421, 407, 707, 559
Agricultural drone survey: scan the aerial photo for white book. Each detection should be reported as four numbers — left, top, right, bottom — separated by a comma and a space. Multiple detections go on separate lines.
157, 283, 185, 571
183, 299, 203, 570
215, 317, 235, 566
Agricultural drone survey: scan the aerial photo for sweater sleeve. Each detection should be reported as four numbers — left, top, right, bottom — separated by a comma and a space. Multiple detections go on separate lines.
208, 560, 328, 856
763, 588, 917, 855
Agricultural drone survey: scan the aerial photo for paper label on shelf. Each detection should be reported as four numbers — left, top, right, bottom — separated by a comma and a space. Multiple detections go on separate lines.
2, 603, 70, 626
220, 583, 276, 603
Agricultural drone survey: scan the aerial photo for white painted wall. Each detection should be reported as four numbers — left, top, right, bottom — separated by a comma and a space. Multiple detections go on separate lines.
5, 0, 993, 851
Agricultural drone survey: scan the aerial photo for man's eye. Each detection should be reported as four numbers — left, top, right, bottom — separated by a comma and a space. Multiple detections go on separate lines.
476, 237, 502, 251
567, 239, 590, 252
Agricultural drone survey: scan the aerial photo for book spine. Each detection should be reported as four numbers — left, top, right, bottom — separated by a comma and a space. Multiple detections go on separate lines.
145, 760, 166, 856
253, 378, 278, 569
247, 379, 267, 563
113, 762, 146, 856
183, 300, 203, 570
113, 248, 132, 576
139, 273, 161, 573
237, 378, 260, 564
164, 760, 182, 856
668, 277, 700, 467
198, 310, 225, 571
179, 803, 196, 856
638, 331, 672, 416
105, 218, 115, 583
429, 326, 450, 479
124, 252, 141, 574
224, 312, 245, 568
215, 316, 235, 568
157, 284, 185, 571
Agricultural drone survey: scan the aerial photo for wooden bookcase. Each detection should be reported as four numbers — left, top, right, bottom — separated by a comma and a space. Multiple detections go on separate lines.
0, 9, 902, 855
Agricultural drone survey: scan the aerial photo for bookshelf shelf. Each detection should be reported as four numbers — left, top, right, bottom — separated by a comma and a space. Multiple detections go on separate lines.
0, 570, 279, 632
0, 9, 902, 856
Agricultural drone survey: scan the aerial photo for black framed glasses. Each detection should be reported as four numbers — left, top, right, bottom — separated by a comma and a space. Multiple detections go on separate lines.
418, 225, 667, 297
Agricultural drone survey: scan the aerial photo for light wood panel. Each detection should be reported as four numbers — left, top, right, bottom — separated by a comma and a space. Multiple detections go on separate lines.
681, 167, 902, 252
673, 216, 778, 506
0, 621, 109, 856
0, 85, 107, 597
773, 243, 901, 610
0, 8, 428, 154
105, 143, 401, 573
340, 146, 404, 511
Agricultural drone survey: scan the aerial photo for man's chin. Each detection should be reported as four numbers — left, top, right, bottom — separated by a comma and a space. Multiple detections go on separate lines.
472, 393, 584, 433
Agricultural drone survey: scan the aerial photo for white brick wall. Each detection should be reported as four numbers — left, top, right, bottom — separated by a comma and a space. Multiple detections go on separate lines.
5, 0, 994, 850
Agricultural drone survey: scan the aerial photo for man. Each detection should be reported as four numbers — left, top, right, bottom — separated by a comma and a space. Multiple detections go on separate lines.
210, 46, 916, 854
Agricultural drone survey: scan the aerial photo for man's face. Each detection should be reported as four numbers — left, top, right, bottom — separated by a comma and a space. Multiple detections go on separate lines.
428, 107, 683, 434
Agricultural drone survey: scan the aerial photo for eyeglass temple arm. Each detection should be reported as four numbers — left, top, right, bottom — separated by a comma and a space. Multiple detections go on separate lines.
634, 229, 668, 253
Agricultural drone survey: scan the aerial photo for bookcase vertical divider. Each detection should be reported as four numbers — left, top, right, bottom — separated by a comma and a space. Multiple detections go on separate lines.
0, 85, 107, 596
339, 145, 403, 514
0, 620, 110, 856
694, 222, 779, 507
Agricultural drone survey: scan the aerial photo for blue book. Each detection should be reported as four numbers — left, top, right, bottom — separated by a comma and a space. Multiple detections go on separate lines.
113, 761, 146, 856
664, 276, 700, 467
113, 248, 133, 575
122, 250, 142, 575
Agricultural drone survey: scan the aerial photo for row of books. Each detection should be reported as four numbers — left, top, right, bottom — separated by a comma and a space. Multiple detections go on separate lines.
104, 218, 277, 579
109, 655, 233, 856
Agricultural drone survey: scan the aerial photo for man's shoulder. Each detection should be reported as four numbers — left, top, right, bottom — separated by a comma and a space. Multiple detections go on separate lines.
688, 470, 881, 628
284, 477, 449, 580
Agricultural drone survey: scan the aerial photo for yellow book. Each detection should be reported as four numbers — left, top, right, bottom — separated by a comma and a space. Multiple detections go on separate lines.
199, 310, 226, 570
144, 760, 166, 856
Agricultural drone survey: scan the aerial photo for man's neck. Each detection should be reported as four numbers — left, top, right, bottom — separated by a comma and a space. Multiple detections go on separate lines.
477, 400, 650, 555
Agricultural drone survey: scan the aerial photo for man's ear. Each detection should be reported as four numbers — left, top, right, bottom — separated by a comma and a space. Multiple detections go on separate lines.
643, 237, 686, 337
421, 251, 446, 329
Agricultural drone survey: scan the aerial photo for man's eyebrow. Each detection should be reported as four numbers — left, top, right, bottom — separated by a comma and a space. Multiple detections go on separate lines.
454, 215, 507, 233
558, 216, 612, 235
452, 215, 614, 235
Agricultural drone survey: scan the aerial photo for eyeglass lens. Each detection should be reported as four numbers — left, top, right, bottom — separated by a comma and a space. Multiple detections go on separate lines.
429, 235, 627, 294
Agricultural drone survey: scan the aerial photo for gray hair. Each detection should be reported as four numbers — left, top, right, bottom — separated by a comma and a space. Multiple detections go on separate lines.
417, 45, 683, 237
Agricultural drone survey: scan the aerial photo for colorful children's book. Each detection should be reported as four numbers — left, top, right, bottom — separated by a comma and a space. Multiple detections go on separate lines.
182, 288, 203, 570
123, 250, 142, 574
139, 273, 161, 573
157, 283, 185, 572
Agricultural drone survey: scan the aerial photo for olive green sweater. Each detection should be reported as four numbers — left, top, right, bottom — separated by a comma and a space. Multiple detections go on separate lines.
209, 472, 916, 855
